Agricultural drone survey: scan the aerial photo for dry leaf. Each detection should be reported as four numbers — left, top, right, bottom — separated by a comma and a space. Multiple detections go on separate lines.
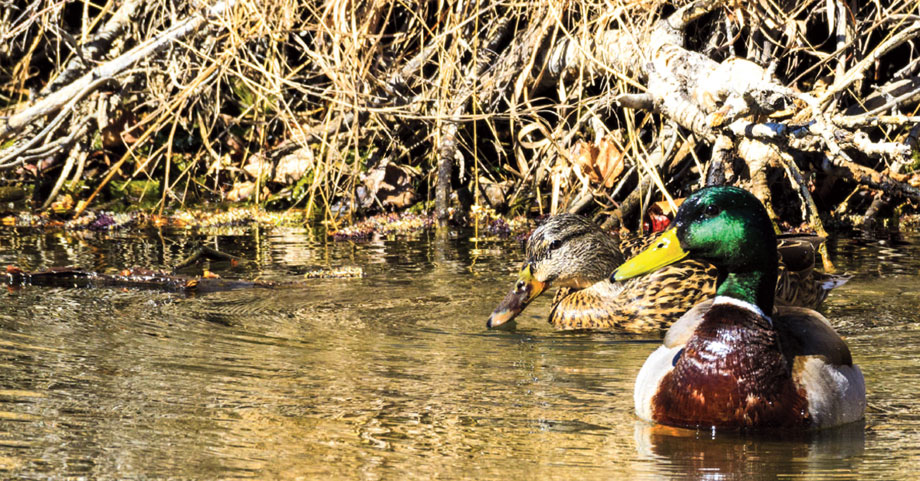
652, 198, 684, 216
573, 136, 625, 189
596, 136, 625, 188
50, 194, 74, 213
361, 158, 417, 209
226, 181, 256, 202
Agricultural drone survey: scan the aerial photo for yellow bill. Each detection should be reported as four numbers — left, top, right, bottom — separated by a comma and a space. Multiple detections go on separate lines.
611, 228, 688, 282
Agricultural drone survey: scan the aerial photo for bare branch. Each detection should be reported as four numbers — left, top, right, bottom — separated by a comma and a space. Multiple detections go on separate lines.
0, 0, 238, 142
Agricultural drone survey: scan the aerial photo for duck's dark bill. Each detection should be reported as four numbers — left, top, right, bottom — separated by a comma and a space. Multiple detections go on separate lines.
612, 228, 688, 282
486, 264, 546, 328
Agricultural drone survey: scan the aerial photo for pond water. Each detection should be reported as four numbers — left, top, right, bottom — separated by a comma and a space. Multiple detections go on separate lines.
0, 223, 918, 479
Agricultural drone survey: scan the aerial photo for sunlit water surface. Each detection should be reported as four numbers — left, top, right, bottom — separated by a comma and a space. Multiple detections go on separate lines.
0, 225, 918, 479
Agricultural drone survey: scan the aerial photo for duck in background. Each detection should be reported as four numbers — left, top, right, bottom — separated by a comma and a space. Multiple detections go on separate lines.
613, 186, 865, 429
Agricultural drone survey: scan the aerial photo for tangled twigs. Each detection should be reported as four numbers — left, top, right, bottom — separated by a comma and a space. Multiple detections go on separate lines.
824, 154, 920, 201
0, 0, 238, 146
0, 76, 113, 169
555, 0, 920, 224
435, 8, 546, 226
2, 0, 919, 230
41, 0, 145, 95
816, 21, 920, 111
41, 145, 88, 210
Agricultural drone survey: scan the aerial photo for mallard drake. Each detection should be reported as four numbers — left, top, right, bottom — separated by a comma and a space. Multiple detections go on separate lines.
486, 214, 845, 330
614, 186, 865, 430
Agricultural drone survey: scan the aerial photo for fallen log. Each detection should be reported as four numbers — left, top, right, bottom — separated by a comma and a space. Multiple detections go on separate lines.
4, 266, 274, 294
4, 263, 364, 294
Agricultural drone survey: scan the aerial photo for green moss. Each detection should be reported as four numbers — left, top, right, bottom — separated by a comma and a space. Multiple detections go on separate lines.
172, 153, 194, 173
407, 200, 434, 214
230, 77, 277, 115
90, 131, 103, 151
290, 171, 315, 201
908, 149, 920, 173
109, 179, 161, 206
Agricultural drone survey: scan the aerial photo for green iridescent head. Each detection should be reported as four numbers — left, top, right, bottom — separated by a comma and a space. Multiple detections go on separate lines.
672, 186, 777, 274
613, 186, 778, 312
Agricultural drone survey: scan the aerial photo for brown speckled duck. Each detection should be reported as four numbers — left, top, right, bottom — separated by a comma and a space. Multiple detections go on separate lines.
486, 213, 846, 330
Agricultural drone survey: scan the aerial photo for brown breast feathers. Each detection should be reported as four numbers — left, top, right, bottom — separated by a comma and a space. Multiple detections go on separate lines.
651, 303, 812, 430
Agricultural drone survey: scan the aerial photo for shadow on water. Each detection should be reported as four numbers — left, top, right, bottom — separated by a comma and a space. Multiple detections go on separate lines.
0, 226, 918, 479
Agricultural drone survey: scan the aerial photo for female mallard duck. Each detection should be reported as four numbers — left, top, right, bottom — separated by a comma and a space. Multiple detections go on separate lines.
486, 213, 845, 330
613, 186, 865, 429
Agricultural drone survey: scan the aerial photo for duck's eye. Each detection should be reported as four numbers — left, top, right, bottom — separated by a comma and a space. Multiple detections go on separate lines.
549, 239, 562, 251
704, 204, 721, 217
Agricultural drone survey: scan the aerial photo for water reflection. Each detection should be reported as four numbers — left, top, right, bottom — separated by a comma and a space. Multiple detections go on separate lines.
0, 227, 919, 479
634, 421, 866, 479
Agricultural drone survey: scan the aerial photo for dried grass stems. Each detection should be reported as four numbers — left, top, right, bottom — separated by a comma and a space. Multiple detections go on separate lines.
0, 0, 919, 232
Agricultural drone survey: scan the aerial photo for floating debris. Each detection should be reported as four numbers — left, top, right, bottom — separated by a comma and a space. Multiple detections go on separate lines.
329, 212, 436, 240
158, 208, 306, 229
1, 204, 537, 242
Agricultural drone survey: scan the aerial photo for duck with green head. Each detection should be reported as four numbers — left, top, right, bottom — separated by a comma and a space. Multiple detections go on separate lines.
613, 186, 865, 430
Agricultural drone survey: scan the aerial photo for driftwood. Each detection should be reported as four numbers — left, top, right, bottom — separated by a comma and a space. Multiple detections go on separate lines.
4, 265, 274, 293
4, 261, 363, 293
